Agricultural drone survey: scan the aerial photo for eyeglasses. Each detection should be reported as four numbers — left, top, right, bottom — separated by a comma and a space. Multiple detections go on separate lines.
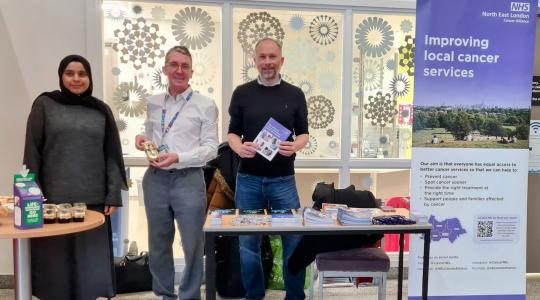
165, 62, 192, 72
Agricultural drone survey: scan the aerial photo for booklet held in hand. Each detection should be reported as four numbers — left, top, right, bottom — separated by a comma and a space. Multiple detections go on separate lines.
253, 118, 292, 161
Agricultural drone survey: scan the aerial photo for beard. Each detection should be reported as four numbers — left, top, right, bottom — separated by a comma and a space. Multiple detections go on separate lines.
260, 69, 278, 81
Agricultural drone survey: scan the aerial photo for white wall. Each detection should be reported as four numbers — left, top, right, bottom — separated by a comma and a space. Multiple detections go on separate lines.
0, 0, 89, 275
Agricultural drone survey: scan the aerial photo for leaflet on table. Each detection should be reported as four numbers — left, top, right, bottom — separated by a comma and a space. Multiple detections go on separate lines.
207, 209, 237, 226
253, 118, 292, 161
321, 203, 348, 217
337, 208, 378, 226
270, 209, 302, 226
303, 208, 334, 226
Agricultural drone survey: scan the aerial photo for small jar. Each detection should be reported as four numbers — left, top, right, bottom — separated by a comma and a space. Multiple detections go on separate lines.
73, 203, 86, 210
57, 208, 72, 223
72, 208, 85, 222
57, 203, 72, 209
43, 205, 57, 224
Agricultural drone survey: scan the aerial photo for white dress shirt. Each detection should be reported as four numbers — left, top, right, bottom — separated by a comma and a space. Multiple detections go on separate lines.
143, 87, 218, 169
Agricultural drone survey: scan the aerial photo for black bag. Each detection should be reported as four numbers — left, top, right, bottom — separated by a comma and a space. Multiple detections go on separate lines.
215, 235, 273, 298
114, 251, 153, 294
312, 182, 378, 209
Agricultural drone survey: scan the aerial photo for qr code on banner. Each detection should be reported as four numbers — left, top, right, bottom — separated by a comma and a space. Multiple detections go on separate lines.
477, 220, 493, 238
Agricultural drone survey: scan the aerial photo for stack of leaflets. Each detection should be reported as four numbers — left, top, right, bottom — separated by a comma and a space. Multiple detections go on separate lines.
303, 208, 334, 226
337, 208, 375, 225
253, 118, 292, 161
231, 209, 270, 226
207, 208, 237, 226
322, 203, 348, 217
270, 209, 302, 226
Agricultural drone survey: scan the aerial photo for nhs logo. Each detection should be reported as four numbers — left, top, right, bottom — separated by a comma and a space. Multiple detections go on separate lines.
510, 2, 530, 11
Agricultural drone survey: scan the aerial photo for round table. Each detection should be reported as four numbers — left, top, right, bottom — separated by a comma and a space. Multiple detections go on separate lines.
0, 210, 105, 300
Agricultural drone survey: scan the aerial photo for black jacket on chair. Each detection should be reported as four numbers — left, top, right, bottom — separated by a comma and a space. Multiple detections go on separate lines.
288, 182, 383, 275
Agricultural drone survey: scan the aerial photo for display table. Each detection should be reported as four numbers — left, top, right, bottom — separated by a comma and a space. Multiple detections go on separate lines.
204, 208, 431, 300
0, 210, 105, 300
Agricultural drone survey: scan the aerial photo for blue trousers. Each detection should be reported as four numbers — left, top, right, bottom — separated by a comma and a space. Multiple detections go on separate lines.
143, 167, 206, 300
235, 173, 306, 300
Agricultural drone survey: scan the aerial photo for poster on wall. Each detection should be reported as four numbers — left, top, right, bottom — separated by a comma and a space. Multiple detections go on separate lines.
409, 0, 537, 299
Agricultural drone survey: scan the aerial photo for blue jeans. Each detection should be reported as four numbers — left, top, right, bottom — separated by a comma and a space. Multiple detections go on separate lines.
235, 173, 306, 300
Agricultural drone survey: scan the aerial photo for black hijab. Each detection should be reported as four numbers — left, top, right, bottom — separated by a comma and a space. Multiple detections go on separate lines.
39, 54, 128, 190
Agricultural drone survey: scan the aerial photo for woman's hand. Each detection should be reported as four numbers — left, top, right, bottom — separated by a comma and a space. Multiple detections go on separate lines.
104, 205, 117, 216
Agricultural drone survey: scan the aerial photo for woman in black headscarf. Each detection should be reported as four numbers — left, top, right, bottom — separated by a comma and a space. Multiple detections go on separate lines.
23, 54, 127, 300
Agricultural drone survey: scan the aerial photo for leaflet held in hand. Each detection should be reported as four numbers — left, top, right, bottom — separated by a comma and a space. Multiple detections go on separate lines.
254, 118, 292, 161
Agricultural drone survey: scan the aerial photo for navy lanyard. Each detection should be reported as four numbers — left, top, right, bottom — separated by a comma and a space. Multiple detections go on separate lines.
161, 91, 193, 139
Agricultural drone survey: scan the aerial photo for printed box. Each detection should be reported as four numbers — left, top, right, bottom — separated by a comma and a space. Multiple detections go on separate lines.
13, 173, 43, 229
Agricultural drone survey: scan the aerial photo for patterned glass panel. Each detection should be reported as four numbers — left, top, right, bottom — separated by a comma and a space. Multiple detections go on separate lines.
103, 1, 222, 156
351, 13, 415, 159
232, 8, 343, 158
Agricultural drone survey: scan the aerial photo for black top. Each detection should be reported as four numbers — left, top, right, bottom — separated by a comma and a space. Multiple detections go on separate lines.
228, 80, 309, 177
23, 95, 124, 205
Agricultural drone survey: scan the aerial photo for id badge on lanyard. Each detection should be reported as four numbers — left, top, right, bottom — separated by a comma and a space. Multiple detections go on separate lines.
160, 91, 193, 153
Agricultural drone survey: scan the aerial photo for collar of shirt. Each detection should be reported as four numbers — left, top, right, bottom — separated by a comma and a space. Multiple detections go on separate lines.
257, 74, 282, 87
165, 86, 193, 103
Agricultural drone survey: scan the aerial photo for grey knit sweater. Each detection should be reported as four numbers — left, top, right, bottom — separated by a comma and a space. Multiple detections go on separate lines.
23, 95, 123, 205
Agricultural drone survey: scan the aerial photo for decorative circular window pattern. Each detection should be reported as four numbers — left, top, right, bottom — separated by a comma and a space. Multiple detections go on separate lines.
241, 62, 258, 83
354, 59, 382, 91
363, 91, 397, 127
355, 17, 394, 58
300, 136, 318, 155
151, 68, 168, 91
113, 81, 149, 118
172, 7, 215, 50
289, 15, 305, 32
307, 95, 335, 129
105, 6, 126, 22
191, 53, 216, 86
326, 129, 334, 137
298, 80, 313, 96
386, 59, 396, 71
400, 19, 413, 33
389, 73, 410, 98
237, 12, 285, 56
112, 17, 167, 70
328, 140, 338, 149
309, 15, 339, 46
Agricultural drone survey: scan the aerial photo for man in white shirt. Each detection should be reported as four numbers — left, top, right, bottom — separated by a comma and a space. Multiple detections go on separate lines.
135, 46, 218, 300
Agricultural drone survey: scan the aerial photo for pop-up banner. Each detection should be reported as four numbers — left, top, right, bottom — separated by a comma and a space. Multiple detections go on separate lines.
409, 0, 537, 299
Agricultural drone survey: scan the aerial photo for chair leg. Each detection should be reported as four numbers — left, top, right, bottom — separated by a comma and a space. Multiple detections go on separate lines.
379, 273, 387, 300
309, 262, 315, 300
318, 271, 324, 300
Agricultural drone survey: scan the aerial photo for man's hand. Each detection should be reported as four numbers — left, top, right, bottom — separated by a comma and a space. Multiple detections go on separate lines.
104, 206, 117, 216
278, 141, 298, 157
135, 135, 147, 151
235, 142, 259, 158
150, 152, 179, 168
279, 134, 308, 157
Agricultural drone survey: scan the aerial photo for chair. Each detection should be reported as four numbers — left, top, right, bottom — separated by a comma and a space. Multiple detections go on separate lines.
309, 247, 390, 300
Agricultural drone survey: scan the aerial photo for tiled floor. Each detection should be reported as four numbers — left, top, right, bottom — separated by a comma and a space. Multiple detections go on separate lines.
2, 277, 540, 300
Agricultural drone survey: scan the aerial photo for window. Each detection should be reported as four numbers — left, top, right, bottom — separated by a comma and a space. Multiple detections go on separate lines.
351, 13, 415, 159
103, 1, 222, 157
232, 7, 343, 158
